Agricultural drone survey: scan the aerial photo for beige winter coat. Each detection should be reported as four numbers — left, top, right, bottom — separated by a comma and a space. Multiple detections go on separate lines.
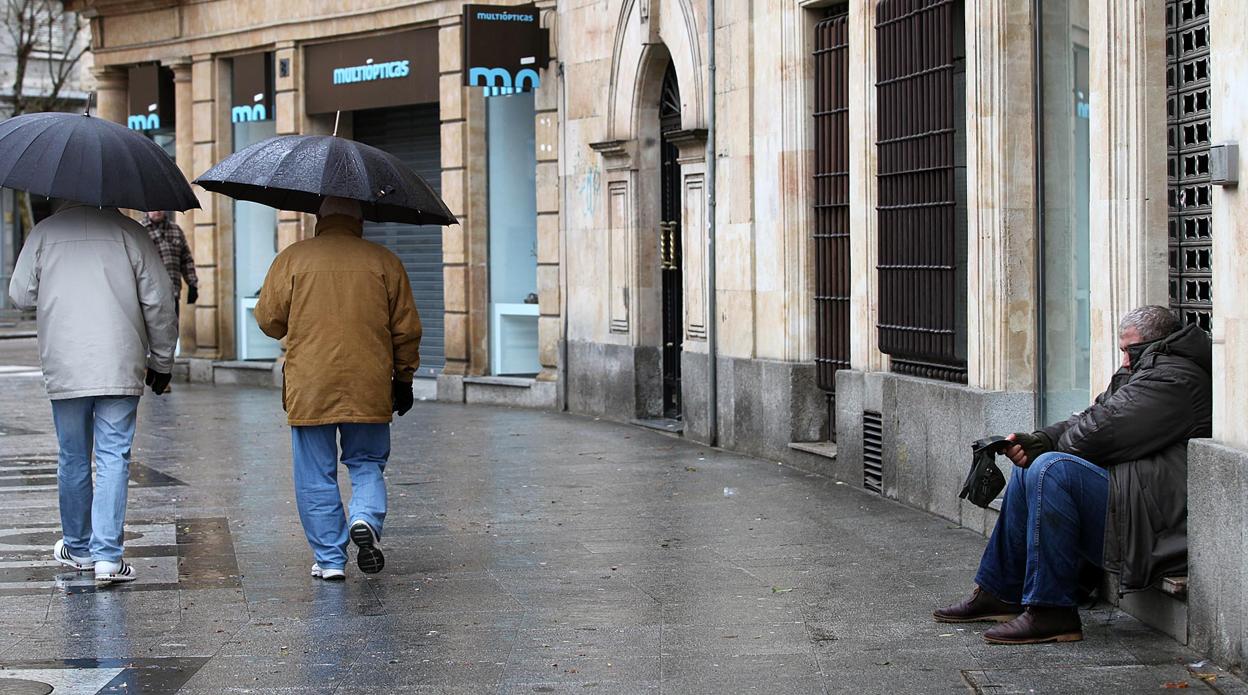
254, 215, 422, 426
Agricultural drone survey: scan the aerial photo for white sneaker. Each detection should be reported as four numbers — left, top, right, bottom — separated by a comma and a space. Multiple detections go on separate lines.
95, 559, 137, 583
310, 564, 345, 581
53, 539, 92, 572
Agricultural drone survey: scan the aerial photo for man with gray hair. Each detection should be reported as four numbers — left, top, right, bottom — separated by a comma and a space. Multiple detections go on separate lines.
935, 306, 1211, 644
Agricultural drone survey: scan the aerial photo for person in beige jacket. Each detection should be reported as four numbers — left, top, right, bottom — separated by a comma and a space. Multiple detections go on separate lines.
255, 197, 421, 580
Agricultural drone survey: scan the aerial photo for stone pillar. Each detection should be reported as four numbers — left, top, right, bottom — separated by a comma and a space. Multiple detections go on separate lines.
190, 54, 221, 356
438, 15, 489, 385
963, 0, 1037, 392
170, 59, 198, 353
91, 66, 128, 125
847, 0, 886, 372
273, 41, 303, 252
534, 5, 561, 383
1209, 1, 1248, 449
1087, 0, 1169, 391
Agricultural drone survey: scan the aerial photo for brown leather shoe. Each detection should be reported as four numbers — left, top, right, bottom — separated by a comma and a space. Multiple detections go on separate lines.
983, 606, 1083, 644
933, 586, 1022, 623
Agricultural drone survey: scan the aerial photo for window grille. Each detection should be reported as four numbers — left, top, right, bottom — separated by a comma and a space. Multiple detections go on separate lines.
875, 0, 967, 383
1166, 0, 1213, 332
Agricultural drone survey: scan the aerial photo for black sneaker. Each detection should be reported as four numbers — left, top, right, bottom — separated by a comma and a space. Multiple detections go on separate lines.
349, 520, 384, 574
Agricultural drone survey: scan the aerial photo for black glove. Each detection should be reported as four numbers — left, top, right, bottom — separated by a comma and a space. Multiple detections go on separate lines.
145, 368, 172, 395
187, 285, 198, 304
1010, 431, 1055, 465
392, 378, 414, 416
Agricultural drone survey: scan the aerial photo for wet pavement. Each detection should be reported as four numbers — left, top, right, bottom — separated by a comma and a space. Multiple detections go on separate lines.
0, 336, 1244, 694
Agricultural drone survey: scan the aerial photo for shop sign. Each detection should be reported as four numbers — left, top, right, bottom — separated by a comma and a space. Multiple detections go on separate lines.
462, 4, 549, 97
127, 64, 174, 131
231, 52, 274, 124
304, 29, 438, 115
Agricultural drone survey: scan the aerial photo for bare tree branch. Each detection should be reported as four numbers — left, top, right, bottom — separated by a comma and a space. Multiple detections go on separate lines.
6, 0, 88, 115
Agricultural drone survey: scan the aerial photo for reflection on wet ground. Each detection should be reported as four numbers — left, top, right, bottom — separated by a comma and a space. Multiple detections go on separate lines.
0, 337, 1242, 694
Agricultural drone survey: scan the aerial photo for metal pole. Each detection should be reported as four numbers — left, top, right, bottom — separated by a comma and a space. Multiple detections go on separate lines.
706, 0, 718, 446
559, 59, 571, 411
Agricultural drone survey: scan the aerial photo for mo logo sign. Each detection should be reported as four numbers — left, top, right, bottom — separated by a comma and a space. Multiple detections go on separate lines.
127, 113, 160, 131
468, 67, 540, 97
462, 4, 549, 98
231, 104, 268, 123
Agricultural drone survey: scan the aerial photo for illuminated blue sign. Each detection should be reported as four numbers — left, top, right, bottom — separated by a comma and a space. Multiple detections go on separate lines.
333, 59, 410, 85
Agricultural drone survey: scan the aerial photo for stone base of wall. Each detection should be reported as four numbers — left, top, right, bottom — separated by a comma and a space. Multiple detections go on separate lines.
181, 358, 282, 389
834, 370, 1033, 531
565, 340, 662, 421
433, 376, 558, 410
1188, 438, 1248, 671
681, 353, 826, 463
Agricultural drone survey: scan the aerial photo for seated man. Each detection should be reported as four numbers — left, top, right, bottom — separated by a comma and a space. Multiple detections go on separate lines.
935, 306, 1211, 644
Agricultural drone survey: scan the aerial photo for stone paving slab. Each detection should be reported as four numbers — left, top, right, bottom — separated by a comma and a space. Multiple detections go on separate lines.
0, 337, 1244, 694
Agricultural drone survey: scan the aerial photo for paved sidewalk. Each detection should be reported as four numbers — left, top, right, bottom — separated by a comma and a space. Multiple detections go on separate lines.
0, 337, 1242, 694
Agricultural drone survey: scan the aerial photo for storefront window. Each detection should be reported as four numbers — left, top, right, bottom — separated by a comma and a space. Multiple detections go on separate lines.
1038, 0, 1091, 423
231, 54, 281, 361
486, 91, 540, 376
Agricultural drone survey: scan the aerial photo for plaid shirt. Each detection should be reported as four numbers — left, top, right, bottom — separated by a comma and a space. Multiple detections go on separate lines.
143, 217, 198, 296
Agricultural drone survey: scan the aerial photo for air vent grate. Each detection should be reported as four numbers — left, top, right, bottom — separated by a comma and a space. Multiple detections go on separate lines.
863, 410, 883, 493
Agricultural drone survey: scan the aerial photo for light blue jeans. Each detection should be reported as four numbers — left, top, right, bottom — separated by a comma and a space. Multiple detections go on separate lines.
50, 396, 140, 563
291, 424, 390, 570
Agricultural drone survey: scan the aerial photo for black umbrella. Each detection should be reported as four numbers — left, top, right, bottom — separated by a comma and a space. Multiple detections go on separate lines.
0, 111, 199, 211
194, 135, 456, 226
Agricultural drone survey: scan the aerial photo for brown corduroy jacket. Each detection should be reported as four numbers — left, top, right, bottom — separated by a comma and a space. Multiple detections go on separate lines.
255, 214, 421, 426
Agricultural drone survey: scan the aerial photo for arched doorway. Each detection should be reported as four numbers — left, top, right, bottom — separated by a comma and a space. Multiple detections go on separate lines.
659, 63, 684, 420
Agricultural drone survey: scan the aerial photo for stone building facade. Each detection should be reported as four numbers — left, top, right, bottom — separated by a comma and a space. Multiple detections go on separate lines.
70, 0, 562, 402
70, 0, 1248, 670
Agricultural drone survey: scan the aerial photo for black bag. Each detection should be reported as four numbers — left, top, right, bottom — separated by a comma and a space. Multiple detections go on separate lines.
958, 436, 1012, 508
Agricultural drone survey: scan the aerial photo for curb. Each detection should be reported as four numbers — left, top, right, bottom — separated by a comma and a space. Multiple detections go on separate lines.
0, 332, 37, 340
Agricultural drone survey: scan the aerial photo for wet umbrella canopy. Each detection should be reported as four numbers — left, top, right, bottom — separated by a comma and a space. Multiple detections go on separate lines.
0, 111, 199, 211
194, 135, 456, 226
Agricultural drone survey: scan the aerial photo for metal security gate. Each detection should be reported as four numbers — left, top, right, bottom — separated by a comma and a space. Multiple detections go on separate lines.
660, 65, 684, 420
875, 0, 967, 383
813, 11, 851, 427
1166, 0, 1213, 332
354, 104, 446, 375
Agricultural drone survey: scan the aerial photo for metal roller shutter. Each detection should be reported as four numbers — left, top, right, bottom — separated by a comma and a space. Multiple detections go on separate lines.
353, 104, 445, 375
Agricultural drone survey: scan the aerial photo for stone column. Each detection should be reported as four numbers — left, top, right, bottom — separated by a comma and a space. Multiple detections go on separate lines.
963, 0, 1037, 392
190, 54, 221, 356
1087, 0, 1169, 391
170, 59, 198, 353
1209, 2, 1248, 448
91, 66, 128, 125
273, 41, 303, 252
438, 15, 489, 392
534, 5, 561, 383
847, 0, 886, 372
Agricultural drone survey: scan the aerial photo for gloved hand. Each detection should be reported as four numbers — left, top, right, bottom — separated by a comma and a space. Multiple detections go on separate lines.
187, 285, 199, 304
1005, 431, 1054, 468
392, 378, 414, 416
145, 368, 172, 395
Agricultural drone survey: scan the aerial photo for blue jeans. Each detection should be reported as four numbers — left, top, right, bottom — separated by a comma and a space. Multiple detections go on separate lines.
290, 424, 390, 570
975, 452, 1110, 607
50, 396, 140, 563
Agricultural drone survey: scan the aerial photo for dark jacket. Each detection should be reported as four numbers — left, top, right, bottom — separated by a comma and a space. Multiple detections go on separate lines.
1040, 323, 1212, 593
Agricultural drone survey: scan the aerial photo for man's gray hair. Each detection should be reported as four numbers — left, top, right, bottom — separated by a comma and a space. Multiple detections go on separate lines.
1119, 305, 1181, 343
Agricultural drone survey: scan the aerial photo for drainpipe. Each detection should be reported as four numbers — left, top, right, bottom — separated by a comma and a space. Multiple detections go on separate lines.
706, 0, 718, 446
559, 59, 571, 412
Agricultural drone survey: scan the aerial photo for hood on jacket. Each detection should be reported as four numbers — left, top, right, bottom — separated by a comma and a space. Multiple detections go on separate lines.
1136, 323, 1212, 375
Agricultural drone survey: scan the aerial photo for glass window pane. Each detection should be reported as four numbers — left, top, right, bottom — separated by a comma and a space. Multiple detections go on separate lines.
1039, 0, 1092, 423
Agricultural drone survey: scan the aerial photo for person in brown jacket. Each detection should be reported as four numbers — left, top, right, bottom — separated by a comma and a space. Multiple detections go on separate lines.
255, 196, 421, 580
